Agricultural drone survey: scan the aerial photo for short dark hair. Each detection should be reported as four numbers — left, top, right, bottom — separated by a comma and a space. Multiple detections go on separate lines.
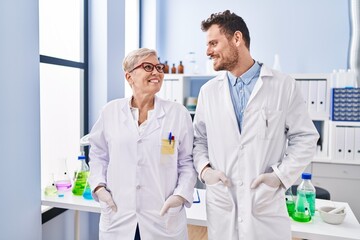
201, 10, 250, 49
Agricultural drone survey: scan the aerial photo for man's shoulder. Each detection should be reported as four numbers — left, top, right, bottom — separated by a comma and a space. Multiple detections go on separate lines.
260, 65, 295, 87
201, 72, 226, 90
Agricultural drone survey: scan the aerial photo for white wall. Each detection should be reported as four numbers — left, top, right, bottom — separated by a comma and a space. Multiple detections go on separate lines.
0, 0, 41, 239
156, 0, 350, 74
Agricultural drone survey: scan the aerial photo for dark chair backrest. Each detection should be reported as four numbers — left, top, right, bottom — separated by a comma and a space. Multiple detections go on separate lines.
291, 185, 331, 200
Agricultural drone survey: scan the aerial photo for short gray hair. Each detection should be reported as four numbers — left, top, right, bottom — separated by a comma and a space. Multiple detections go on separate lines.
123, 48, 158, 72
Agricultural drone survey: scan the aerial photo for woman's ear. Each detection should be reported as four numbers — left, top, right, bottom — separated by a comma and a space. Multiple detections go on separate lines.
125, 72, 134, 86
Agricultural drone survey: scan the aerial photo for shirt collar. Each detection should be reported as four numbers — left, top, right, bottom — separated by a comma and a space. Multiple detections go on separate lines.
227, 61, 261, 86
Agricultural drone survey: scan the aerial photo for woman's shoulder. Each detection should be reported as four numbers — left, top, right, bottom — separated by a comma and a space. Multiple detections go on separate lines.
102, 98, 128, 111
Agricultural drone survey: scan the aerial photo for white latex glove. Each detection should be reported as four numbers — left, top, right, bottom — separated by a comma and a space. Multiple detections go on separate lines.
95, 187, 118, 212
159, 195, 185, 216
201, 167, 231, 187
251, 172, 281, 189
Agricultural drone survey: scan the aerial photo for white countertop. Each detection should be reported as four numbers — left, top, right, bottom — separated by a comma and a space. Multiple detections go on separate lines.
42, 188, 360, 240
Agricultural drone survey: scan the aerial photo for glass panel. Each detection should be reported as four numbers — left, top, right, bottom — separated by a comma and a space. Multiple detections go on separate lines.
40, 63, 83, 189
125, 0, 140, 97
39, 0, 83, 62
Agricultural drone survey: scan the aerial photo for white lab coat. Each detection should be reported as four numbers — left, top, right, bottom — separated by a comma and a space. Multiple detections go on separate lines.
88, 96, 197, 240
193, 65, 319, 240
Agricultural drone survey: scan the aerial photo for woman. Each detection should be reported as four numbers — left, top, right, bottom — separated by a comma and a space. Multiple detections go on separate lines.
88, 48, 196, 240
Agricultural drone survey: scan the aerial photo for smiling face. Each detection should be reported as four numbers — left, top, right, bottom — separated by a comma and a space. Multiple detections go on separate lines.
126, 54, 164, 97
206, 24, 240, 72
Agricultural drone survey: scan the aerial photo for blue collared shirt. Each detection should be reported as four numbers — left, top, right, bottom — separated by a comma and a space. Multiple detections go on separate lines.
228, 61, 261, 133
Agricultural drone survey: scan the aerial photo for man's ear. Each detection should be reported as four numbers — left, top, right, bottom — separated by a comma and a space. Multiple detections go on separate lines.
233, 31, 243, 47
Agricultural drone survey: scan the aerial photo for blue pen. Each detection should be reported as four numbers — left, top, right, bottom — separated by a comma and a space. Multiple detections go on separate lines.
168, 132, 172, 144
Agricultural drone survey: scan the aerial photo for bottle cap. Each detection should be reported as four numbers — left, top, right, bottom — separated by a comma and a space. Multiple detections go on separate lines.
78, 155, 86, 160
302, 172, 312, 180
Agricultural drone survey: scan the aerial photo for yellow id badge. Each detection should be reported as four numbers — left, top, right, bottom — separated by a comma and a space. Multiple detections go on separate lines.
161, 139, 175, 155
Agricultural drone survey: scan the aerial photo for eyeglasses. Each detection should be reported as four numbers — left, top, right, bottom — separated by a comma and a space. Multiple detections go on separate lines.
129, 62, 165, 73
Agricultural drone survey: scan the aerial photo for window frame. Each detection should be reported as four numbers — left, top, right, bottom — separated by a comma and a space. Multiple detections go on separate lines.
40, 0, 88, 223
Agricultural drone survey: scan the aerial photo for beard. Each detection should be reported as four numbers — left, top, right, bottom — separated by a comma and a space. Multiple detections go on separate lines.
213, 44, 239, 71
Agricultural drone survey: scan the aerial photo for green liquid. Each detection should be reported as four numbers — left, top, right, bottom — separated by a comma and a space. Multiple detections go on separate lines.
286, 200, 295, 216
296, 191, 316, 216
292, 211, 311, 222
72, 171, 89, 196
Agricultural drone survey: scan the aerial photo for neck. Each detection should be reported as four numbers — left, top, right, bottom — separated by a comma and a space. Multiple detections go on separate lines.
131, 94, 155, 110
230, 52, 254, 77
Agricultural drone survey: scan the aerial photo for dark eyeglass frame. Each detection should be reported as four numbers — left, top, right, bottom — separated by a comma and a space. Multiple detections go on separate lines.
129, 62, 165, 73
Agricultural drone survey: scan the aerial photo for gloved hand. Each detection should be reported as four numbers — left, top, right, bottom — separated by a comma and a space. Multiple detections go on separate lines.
159, 195, 185, 216
201, 167, 231, 187
95, 187, 118, 212
251, 172, 281, 189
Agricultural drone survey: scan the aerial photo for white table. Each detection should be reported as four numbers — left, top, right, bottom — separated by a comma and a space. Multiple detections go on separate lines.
42, 189, 360, 240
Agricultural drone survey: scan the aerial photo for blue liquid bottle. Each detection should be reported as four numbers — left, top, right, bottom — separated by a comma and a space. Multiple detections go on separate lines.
82, 180, 93, 200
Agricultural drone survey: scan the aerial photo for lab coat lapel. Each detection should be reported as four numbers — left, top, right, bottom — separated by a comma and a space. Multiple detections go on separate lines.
141, 96, 165, 138
246, 64, 272, 107
220, 73, 240, 134
120, 98, 139, 135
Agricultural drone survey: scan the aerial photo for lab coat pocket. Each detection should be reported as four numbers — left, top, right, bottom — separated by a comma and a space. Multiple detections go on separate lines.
161, 139, 175, 155
165, 205, 186, 234
99, 200, 113, 232
159, 139, 177, 165
252, 183, 282, 216
167, 204, 184, 216
206, 181, 233, 212
258, 110, 283, 140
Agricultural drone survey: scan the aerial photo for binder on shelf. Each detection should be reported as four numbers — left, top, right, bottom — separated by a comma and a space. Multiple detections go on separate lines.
334, 126, 345, 160
158, 75, 184, 104
308, 80, 318, 114
317, 80, 327, 114
354, 127, 360, 161
300, 81, 309, 106
344, 127, 355, 161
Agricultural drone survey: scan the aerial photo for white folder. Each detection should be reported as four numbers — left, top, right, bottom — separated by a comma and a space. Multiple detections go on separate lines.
354, 127, 360, 161
160, 79, 171, 101
300, 80, 309, 106
308, 80, 318, 114
344, 127, 355, 161
157, 80, 165, 98
335, 126, 345, 160
317, 80, 327, 114
171, 78, 183, 104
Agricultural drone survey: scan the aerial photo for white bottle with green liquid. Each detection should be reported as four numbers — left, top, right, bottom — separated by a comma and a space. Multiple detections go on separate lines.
296, 173, 316, 215
72, 155, 89, 196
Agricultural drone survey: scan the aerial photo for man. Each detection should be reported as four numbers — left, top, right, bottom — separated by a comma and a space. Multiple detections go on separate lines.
193, 10, 319, 240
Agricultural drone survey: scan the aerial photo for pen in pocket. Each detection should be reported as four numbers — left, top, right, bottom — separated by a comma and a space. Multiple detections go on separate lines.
168, 132, 172, 144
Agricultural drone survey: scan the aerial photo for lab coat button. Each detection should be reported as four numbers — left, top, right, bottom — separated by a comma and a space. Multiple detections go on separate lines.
239, 145, 243, 149
238, 217, 243, 223
136, 185, 141, 189
239, 180, 243, 186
